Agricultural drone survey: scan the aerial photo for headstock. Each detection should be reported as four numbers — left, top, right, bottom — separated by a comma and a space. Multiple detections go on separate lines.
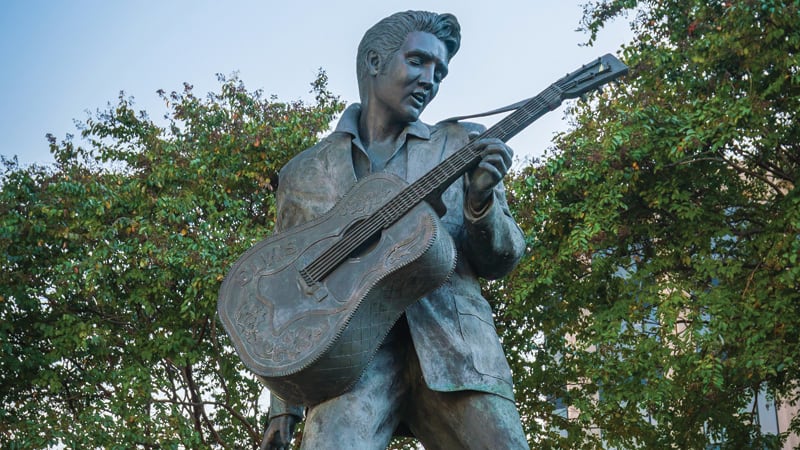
556, 53, 628, 100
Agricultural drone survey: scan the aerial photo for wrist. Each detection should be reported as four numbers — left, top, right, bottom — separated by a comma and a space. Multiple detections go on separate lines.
466, 190, 493, 220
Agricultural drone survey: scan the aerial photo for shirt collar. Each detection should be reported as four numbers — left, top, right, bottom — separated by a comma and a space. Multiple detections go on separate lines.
334, 103, 431, 150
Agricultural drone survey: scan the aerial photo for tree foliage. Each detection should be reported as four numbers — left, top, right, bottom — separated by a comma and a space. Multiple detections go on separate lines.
0, 72, 343, 448
3, 1, 799, 448
493, 0, 799, 448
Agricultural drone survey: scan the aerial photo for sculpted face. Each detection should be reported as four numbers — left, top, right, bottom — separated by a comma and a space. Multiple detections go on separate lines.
370, 31, 449, 126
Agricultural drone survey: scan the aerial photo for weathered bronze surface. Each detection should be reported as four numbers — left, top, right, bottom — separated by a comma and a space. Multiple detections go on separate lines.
220, 9, 628, 448
221, 10, 535, 450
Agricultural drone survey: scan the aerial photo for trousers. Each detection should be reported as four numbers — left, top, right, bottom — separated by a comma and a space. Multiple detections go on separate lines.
299, 320, 529, 450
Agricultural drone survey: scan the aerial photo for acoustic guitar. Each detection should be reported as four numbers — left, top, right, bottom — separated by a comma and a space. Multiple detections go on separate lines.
218, 54, 628, 405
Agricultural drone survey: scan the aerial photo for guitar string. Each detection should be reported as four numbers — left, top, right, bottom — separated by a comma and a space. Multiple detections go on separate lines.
303, 87, 565, 281
303, 89, 560, 282
303, 91, 556, 282
302, 136, 486, 281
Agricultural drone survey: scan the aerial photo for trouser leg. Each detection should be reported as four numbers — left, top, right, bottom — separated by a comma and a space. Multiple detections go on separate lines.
402, 346, 529, 450
299, 339, 408, 450
298, 318, 528, 450
407, 389, 529, 450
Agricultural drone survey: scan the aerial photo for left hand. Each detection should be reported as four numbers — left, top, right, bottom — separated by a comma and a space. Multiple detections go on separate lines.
466, 136, 513, 211
260, 414, 298, 450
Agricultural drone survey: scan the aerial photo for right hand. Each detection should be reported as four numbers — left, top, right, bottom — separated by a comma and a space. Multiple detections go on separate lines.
260, 414, 298, 450
465, 134, 514, 211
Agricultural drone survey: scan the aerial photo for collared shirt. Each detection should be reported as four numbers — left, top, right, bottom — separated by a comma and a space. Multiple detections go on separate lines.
334, 104, 431, 180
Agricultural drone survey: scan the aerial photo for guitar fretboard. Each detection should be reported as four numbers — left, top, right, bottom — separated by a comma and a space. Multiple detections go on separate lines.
300, 85, 565, 284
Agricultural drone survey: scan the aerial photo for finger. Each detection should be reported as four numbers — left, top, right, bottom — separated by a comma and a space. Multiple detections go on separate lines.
478, 142, 513, 167
492, 145, 513, 168
260, 429, 274, 450
474, 137, 505, 146
502, 145, 513, 166
482, 152, 508, 167
472, 162, 503, 192
480, 154, 509, 178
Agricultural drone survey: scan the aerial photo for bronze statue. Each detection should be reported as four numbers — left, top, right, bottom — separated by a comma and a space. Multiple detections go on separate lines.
217, 11, 628, 445
261, 11, 527, 449
232, 10, 530, 449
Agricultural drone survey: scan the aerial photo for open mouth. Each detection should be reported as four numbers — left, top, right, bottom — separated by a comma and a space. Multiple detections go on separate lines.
410, 92, 426, 105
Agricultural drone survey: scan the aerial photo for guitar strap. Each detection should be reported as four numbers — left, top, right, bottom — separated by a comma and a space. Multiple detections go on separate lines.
438, 96, 533, 123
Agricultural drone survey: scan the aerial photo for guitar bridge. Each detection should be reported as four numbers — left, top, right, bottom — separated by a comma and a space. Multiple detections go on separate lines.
298, 268, 328, 302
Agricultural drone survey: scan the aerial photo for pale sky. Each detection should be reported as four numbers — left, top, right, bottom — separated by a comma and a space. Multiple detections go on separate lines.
1, 0, 632, 168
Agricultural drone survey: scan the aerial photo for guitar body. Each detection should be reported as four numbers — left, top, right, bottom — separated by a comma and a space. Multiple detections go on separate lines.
218, 172, 456, 405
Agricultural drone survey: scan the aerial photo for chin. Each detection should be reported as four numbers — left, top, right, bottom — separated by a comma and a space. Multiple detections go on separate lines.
405, 107, 424, 122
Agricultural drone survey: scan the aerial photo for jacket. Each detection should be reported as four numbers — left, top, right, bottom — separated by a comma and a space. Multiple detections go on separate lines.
268, 104, 525, 417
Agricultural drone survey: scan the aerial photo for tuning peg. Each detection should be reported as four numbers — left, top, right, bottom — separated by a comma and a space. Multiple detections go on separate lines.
580, 93, 590, 103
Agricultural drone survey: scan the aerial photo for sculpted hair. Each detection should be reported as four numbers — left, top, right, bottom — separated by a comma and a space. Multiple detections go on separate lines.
356, 11, 461, 86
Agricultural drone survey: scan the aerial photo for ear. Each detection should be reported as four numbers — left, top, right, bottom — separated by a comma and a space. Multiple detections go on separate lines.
366, 49, 381, 76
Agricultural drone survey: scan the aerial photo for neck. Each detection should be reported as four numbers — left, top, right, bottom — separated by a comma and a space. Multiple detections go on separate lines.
357, 101, 407, 149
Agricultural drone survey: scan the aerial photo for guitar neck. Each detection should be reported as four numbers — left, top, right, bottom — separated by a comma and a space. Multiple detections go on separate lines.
380, 84, 564, 227
301, 87, 563, 283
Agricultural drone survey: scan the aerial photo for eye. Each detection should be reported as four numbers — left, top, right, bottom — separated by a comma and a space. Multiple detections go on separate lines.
407, 56, 423, 66
435, 66, 448, 83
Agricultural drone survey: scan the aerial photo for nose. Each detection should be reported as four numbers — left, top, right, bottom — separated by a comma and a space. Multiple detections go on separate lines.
418, 64, 435, 89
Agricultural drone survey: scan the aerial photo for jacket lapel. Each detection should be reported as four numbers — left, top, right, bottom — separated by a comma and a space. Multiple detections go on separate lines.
405, 124, 443, 184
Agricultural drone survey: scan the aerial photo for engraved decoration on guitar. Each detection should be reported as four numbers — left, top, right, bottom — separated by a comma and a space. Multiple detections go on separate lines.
385, 215, 431, 267
234, 295, 329, 363
233, 238, 300, 287
339, 187, 395, 217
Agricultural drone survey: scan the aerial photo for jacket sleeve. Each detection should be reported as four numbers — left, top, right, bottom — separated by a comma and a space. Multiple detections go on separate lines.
267, 391, 304, 421
263, 171, 309, 418
276, 160, 332, 231
453, 121, 525, 280
262, 153, 328, 420
461, 176, 525, 280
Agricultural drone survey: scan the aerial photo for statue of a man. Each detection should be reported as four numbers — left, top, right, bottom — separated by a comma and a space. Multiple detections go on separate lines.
262, 10, 528, 449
